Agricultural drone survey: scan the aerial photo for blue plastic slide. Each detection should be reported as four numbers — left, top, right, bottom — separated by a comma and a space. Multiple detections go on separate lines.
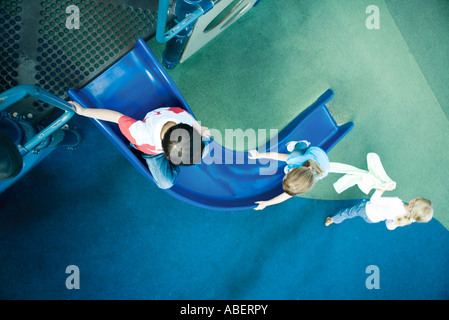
68, 38, 353, 210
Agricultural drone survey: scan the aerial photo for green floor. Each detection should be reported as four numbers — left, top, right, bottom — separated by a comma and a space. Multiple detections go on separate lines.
385, 0, 449, 121
148, 0, 449, 229
2, 0, 449, 300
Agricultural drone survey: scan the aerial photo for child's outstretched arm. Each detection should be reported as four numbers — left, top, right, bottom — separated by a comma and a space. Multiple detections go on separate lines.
370, 183, 396, 202
248, 150, 289, 162
192, 120, 211, 139
68, 101, 125, 124
254, 192, 292, 210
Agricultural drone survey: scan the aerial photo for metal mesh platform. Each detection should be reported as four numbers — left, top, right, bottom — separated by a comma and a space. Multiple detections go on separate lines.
0, 0, 174, 124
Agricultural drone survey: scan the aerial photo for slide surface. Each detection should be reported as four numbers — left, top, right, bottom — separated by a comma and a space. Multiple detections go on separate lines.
68, 39, 353, 210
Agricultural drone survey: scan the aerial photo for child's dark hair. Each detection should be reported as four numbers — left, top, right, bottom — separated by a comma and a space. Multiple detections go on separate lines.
161, 123, 205, 166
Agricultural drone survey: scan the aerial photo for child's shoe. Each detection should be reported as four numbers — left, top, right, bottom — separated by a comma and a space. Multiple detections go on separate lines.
286, 140, 310, 152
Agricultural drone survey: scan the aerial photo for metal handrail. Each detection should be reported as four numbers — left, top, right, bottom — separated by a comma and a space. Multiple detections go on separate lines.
0, 85, 75, 155
156, 0, 214, 43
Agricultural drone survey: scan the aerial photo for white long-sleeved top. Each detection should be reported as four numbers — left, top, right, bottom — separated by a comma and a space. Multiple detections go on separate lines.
330, 153, 396, 194
366, 190, 406, 230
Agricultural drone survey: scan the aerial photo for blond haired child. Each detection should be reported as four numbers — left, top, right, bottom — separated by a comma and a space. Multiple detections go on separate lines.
325, 186, 433, 230
248, 140, 329, 210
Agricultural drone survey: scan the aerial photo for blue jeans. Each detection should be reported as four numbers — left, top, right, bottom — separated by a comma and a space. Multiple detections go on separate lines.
142, 152, 180, 189
135, 137, 210, 190
331, 199, 373, 224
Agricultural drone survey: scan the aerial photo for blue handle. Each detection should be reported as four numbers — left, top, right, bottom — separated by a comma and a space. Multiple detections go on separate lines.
156, 0, 214, 43
0, 85, 75, 155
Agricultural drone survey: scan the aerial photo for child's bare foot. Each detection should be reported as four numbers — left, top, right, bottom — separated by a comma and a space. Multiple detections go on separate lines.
325, 217, 334, 226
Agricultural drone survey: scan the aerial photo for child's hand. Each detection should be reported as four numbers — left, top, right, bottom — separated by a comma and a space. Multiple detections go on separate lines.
248, 150, 259, 160
385, 182, 396, 191
325, 217, 334, 226
254, 201, 268, 210
201, 126, 211, 139
68, 101, 85, 115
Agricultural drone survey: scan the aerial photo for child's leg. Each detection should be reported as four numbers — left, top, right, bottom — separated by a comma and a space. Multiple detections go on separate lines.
142, 153, 180, 189
331, 199, 370, 224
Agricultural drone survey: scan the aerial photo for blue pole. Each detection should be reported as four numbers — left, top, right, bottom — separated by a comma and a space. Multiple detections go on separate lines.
158, 0, 214, 69
156, 0, 207, 44
156, 0, 214, 44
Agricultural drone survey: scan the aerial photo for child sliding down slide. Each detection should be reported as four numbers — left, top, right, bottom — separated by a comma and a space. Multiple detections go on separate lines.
248, 140, 330, 210
68, 101, 210, 189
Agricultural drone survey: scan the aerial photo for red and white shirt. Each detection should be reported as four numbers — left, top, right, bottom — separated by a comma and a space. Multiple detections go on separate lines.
118, 107, 195, 155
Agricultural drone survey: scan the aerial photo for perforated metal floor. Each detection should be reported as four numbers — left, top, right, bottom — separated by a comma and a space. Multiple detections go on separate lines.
0, 0, 174, 124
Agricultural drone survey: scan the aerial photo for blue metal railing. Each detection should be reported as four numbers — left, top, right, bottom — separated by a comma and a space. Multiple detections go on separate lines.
0, 85, 75, 155
156, 0, 214, 43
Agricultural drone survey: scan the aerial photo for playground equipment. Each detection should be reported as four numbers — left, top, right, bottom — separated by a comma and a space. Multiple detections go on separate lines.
180, 0, 259, 63
157, 0, 259, 69
157, 0, 214, 69
0, 85, 78, 193
68, 38, 353, 210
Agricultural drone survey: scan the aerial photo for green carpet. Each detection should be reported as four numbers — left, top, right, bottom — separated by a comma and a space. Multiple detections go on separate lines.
147, 0, 449, 229
385, 0, 449, 121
